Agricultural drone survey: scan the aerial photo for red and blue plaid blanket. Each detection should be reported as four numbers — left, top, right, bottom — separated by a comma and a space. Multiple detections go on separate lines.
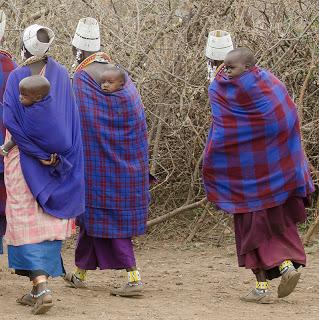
0, 51, 16, 229
0, 51, 17, 173
202, 66, 314, 214
73, 69, 150, 237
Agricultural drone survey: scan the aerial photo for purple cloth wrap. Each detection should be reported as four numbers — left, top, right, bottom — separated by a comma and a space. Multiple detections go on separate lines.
3, 57, 85, 219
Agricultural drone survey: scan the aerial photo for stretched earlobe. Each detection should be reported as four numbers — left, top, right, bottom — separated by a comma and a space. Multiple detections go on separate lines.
76, 49, 83, 62
20, 45, 27, 61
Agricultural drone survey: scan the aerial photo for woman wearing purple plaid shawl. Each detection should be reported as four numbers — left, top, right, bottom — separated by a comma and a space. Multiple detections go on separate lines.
0, 11, 17, 256
202, 48, 314, 304
64, 18, 150, 297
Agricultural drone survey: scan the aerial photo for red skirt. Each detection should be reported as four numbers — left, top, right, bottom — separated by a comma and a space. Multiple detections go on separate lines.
234, 197, 306, 280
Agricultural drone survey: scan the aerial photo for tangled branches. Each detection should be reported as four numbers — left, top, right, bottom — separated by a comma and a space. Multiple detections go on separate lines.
2, 0, 318, 240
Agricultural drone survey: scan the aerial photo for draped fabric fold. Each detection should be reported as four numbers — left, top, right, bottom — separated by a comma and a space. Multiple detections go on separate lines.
3, 57, 85, 219
202, 67, 314, 214
73, 70, 150, 211
73, 68, 149, 238
234, 197, 307, 279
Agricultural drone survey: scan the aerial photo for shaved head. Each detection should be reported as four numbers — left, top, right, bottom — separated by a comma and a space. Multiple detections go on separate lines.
224, 47, 256, 79
226, 47, 256, 67
19, 75, 50, 106
100, 64, 126, 93
101, 64, 126, 83
20, 75, 50, 94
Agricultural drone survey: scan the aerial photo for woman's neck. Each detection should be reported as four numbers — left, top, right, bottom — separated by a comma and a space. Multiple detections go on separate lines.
25, 59, 47, 76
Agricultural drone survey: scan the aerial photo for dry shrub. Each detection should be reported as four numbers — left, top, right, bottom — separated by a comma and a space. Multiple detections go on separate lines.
2, 0, 318, 241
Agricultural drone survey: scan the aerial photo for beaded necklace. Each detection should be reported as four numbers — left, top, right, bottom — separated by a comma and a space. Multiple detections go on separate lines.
0, 49, 13, 59
74, 52, 111, 73
21, 55, 47, 67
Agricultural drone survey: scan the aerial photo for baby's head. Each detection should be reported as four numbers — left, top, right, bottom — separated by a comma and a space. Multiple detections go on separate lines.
100, 64, 125, 93
19, 75, 50, 106
224, 47, 256, 79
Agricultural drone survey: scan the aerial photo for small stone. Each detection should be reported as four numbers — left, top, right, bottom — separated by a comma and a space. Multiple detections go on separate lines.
176, 282, 183, 286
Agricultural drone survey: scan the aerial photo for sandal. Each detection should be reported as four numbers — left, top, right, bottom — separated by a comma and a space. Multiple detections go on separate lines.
31, 282, 53, 315
240, 288, 275, 304
16, 292, 36, 306
278, 267, 301, 298
63, 272, 87, 289
110, 282, 144, 297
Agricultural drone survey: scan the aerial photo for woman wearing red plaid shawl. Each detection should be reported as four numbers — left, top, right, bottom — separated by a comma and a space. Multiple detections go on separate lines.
202, 48, 314, 303
0, 10, 17, 255
64, 17, 150, 297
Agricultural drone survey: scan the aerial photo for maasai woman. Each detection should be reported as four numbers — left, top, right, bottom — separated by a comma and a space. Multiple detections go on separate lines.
64, 17, 150, 297
3, 24, 85, 314
202, 47, 314, 303
0, 10, 17, 255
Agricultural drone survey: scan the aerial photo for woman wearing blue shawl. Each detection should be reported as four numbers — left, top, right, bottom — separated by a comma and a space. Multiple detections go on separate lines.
2, 24, 85, 315
64, 18, 150, 297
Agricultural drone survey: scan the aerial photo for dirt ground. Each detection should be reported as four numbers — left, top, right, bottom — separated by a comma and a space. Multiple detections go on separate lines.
0, 239, 318, 320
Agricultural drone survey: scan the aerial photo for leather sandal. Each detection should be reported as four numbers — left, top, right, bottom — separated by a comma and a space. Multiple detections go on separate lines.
240, 288, 275, 304
110, 282, 143, 297
31, 282, 53, 315
278, 267, 301, 298
63, 272, 87, 289
16, 292, 36, 306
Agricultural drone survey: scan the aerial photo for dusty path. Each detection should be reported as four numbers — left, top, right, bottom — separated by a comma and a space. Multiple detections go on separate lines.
0, 239, 318, 320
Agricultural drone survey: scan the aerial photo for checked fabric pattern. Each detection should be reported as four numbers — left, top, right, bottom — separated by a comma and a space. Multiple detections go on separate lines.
0, 51, 17, 172
73, 69, 150, 238
202, 67, 314, 214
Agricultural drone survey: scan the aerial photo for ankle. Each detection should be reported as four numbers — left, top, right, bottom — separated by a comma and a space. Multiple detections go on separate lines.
33, 281, 51, 298
279, 260, 294, 275
255, 280, 270, 293
33, 280, 47, 288
127, 270, 141, 284
32, 274, 48, 287
74, 268, 87, 281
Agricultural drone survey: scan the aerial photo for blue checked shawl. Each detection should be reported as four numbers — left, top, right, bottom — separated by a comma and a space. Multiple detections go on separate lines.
202, 67, 314, 214
73, 68, 150, 238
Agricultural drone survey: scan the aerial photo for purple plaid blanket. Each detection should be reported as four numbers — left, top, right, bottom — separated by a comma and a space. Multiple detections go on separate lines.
202, 66, 314, 214
73, 68, 150, 237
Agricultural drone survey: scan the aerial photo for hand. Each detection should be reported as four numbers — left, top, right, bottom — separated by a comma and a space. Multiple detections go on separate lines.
40, 153, 59, 166
0, 145, 9, 157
